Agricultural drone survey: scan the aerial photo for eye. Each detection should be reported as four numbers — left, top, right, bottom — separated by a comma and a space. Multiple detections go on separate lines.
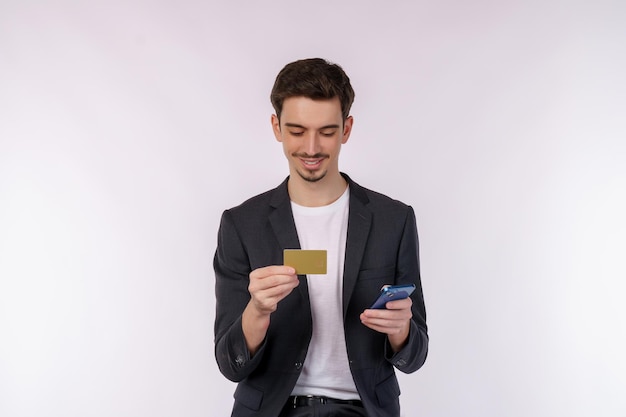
320, 130, 337, 137
289, 131, 304, 137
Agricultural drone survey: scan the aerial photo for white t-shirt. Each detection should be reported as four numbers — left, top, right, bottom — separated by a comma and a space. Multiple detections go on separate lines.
290, 186, 359, 400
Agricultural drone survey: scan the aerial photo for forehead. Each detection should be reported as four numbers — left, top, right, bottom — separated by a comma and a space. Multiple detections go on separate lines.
280, 96, 343, 127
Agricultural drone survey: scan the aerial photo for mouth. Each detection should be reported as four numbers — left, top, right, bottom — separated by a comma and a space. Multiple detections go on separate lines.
300, 158, 323, 171
294, 154, 327, 171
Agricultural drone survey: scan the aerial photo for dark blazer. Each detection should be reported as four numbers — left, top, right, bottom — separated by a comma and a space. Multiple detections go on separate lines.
214, 174, 428, 417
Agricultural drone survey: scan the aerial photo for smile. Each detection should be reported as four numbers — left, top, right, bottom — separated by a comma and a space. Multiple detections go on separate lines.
300, 158, 324, 169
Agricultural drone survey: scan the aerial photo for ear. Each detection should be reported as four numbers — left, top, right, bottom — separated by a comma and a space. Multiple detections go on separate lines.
341, 116, 353, 144
271, 114, 283, 142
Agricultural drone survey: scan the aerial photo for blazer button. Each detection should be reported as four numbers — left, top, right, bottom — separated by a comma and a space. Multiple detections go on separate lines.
235, 355, 245, 367
295, 362, 303, 370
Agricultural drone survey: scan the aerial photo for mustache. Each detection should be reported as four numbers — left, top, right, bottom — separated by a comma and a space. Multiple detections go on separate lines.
292, 153, 329, 159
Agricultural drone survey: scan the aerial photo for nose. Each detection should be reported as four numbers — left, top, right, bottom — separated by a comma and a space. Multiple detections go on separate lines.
303, 132, 321, 156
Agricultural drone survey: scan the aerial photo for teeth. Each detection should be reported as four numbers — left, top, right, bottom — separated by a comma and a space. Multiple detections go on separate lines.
304, 160, 318, 165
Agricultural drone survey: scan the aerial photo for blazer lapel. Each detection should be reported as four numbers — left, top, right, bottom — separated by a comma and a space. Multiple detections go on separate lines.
269, 179, 301, 250
342, 176, 372, 317
268, 178, 310, 301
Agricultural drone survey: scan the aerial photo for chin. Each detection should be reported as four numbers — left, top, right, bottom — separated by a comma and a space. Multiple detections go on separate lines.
297, 169, 327, 183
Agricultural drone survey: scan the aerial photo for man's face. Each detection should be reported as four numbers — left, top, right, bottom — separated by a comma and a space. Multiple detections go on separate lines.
272, 96, 353, 184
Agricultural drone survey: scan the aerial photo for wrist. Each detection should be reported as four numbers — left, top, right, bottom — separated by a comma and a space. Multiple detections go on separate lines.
388, 323, 410, 353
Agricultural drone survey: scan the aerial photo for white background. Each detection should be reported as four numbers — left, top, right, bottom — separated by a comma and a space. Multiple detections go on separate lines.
1, 1, 625, 416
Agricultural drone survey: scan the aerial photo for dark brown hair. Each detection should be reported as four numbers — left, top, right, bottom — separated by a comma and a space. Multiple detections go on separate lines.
270, 58, 355, 121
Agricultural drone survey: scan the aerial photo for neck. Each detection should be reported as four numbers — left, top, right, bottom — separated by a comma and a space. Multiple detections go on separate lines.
288, 172, 347, 207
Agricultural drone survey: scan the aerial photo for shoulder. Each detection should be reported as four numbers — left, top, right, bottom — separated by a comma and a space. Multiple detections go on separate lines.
344, 173, 412, 214
221, 177, 289, 220
227, 189, 273, 214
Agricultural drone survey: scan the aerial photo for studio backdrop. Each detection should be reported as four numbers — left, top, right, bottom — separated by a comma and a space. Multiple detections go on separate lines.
1, 1, 625, 416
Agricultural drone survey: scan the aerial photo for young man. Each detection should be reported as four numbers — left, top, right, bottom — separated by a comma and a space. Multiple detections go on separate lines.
214, 58, 428, 417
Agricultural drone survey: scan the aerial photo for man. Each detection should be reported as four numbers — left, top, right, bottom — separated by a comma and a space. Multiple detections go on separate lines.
214, 58, 428, 417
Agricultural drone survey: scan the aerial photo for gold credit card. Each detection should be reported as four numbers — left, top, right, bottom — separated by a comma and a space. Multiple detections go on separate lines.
283, 249, 327, 275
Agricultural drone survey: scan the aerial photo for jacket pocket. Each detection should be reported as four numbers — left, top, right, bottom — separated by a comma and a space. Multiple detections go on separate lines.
233, 383, 263, 411
375, 373, 401, 407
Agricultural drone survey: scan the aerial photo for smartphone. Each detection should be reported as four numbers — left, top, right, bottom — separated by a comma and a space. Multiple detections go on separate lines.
369, 284, 416, 309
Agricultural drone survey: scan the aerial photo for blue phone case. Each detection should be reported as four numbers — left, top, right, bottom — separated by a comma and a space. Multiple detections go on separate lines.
370, 284, 416, 309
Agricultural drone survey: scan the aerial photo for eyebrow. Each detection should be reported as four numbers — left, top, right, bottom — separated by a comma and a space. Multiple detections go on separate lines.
284, 123, 341, 130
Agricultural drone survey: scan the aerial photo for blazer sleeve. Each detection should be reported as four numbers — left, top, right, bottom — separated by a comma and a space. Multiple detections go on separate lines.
385, 206, 429, 373
213, 209, 267, 382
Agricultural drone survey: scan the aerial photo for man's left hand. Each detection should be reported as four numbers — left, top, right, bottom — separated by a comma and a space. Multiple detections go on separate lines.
360, 297, 412, 352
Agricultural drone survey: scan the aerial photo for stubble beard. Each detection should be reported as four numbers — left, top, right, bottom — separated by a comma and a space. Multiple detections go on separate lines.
297, 168, 327, 183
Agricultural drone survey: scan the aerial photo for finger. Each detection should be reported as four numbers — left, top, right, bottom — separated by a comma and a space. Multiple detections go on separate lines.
384, 297, 413, 310
250, 265, 296, 279
360, 317, 405, 335
250, 273, 299, 293
361, 312, 401, 325
256, 278, 300, 296
361, 308, 412, 324
253, 280, 300, 312
249, 277, 297, 296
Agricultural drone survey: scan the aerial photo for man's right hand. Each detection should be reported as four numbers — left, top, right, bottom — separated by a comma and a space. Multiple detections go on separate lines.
248, 265, 299, 315
242, 265, 299, 355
